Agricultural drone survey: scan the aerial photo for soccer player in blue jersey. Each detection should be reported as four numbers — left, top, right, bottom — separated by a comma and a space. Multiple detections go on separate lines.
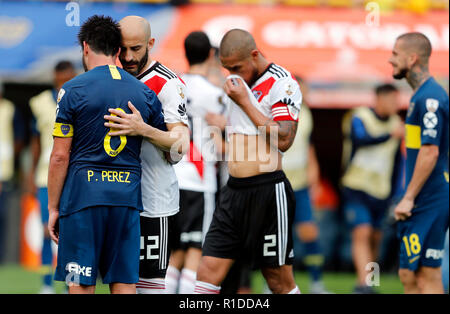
47, 15, 166, 294
389, 32, 449, 294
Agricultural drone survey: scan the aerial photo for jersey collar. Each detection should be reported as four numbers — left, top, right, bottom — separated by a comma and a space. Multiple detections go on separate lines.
136, 60, 158, 80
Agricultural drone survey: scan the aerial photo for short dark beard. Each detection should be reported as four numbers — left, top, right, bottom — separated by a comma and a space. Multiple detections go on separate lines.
121, 47, 149, 77
393, 67, 408, 80
248, 66, 260, 87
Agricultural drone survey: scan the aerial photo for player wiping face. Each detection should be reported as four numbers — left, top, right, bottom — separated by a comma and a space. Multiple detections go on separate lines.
194, 29, 301, 294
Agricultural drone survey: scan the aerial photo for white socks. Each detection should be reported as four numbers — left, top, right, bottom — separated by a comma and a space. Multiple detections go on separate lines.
288, 286, 301, 294
165, 265, 180, 294
136, 278, 166, 294
194, 280, 221, 294
179, 268, 197, 294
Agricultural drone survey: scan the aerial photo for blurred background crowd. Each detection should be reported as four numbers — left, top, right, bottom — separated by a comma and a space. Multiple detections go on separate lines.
0, 0, 448, 293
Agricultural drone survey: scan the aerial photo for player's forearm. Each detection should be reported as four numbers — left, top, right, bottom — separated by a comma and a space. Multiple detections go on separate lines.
142, 124, 189, 154
239, 100, 296, 151
404, 145, 439, 201
47, 152, 70, 211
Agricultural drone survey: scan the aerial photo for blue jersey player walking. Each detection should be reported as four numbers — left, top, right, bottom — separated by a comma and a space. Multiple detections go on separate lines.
47, 15, 166, 294
389, 32, 449, 294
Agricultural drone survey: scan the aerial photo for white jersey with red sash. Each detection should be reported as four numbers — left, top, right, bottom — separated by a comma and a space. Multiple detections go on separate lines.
226, 63, 302, 137
173, 73, 226, 193
137, 61, 188, 218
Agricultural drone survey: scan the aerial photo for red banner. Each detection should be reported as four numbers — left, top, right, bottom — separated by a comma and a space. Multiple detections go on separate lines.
154, 5, 449, 83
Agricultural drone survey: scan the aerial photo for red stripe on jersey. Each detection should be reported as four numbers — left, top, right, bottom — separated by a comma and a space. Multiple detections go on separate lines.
144, 75, 167, 95
252, 77, 276, 102
188, 141, 204, 179
272, 102, 297, 122
178, 76, 185, 85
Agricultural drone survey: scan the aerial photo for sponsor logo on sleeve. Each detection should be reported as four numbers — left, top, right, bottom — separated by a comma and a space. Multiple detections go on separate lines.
57, 88, 65, 104
177, 85, 185, 99
285, 83, 293, 96
423, 111, 438, 129
177, 103, 187, 117
426, 98, 439, 113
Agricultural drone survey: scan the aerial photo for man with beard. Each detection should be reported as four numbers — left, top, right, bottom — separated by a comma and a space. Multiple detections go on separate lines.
193, 29, 302, 294
389, 32, 449, 294
49, 15, 167, 294
104, 15, 189, 294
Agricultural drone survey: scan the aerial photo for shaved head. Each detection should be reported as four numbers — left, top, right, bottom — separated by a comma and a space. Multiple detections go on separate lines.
219, 29, 257, 59
396, 32, 432, 65
118, 15, 154, 76
119, 15, 151, 42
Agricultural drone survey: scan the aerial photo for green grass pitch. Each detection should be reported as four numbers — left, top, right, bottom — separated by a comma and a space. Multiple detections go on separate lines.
0, 264, 404, 294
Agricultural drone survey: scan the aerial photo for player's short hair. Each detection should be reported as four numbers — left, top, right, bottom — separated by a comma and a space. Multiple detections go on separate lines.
78, 15, 121, 56
0, 79, 3, 95
54, 60, 75, 73
184, 31, 212, 66
219, 29, 256, 59
397, 32, 432, 62
375, 83, 398, 96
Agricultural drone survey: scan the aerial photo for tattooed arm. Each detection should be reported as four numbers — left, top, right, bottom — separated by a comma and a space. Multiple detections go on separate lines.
224, 78, 298, 152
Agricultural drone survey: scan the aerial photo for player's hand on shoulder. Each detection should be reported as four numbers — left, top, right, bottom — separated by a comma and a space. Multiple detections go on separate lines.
104, 101, 148, 137
224, 77, 250, 108
394, 197, 414, 221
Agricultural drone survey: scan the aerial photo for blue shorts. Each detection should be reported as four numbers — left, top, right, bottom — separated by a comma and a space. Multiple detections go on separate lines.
343, 188, 389, 230
54, 206, 140, 286
37, 187, 48, 223
293, 188, 314, 224
397, 196, 449, 271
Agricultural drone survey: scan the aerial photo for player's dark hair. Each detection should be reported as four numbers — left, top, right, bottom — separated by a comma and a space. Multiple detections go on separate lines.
375, 83, 398, 95
54, 60, 75, 72
184, 31, 212, 66
78, 15, 121, 56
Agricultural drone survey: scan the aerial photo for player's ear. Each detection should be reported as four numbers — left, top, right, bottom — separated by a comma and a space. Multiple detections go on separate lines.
250, 49, 259, 61
408, 52, 419, 68
83, 41, 89, 56
148, 38, 155, 51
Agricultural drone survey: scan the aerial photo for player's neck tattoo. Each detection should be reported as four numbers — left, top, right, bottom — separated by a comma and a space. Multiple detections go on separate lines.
407, 64, 430, 91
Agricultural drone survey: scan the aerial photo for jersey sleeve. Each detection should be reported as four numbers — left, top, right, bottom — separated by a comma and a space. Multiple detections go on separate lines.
418, 96, 445, 146
53, 86, 74, 138
350, 116, 391, 146
145, 89, 168, 132
270, 77, 302, 122
157, 79, 189, 126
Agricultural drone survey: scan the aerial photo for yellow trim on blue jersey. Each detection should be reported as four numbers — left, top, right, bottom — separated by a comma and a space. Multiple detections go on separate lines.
405, 124, 421, 149
108, 65, 121, 80
52, 122, 74, 137
444, 172, 449, 183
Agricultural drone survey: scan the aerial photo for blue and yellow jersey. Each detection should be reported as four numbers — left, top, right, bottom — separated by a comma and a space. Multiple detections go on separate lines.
405, 77, 449, 206
53, 65, 166, 217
